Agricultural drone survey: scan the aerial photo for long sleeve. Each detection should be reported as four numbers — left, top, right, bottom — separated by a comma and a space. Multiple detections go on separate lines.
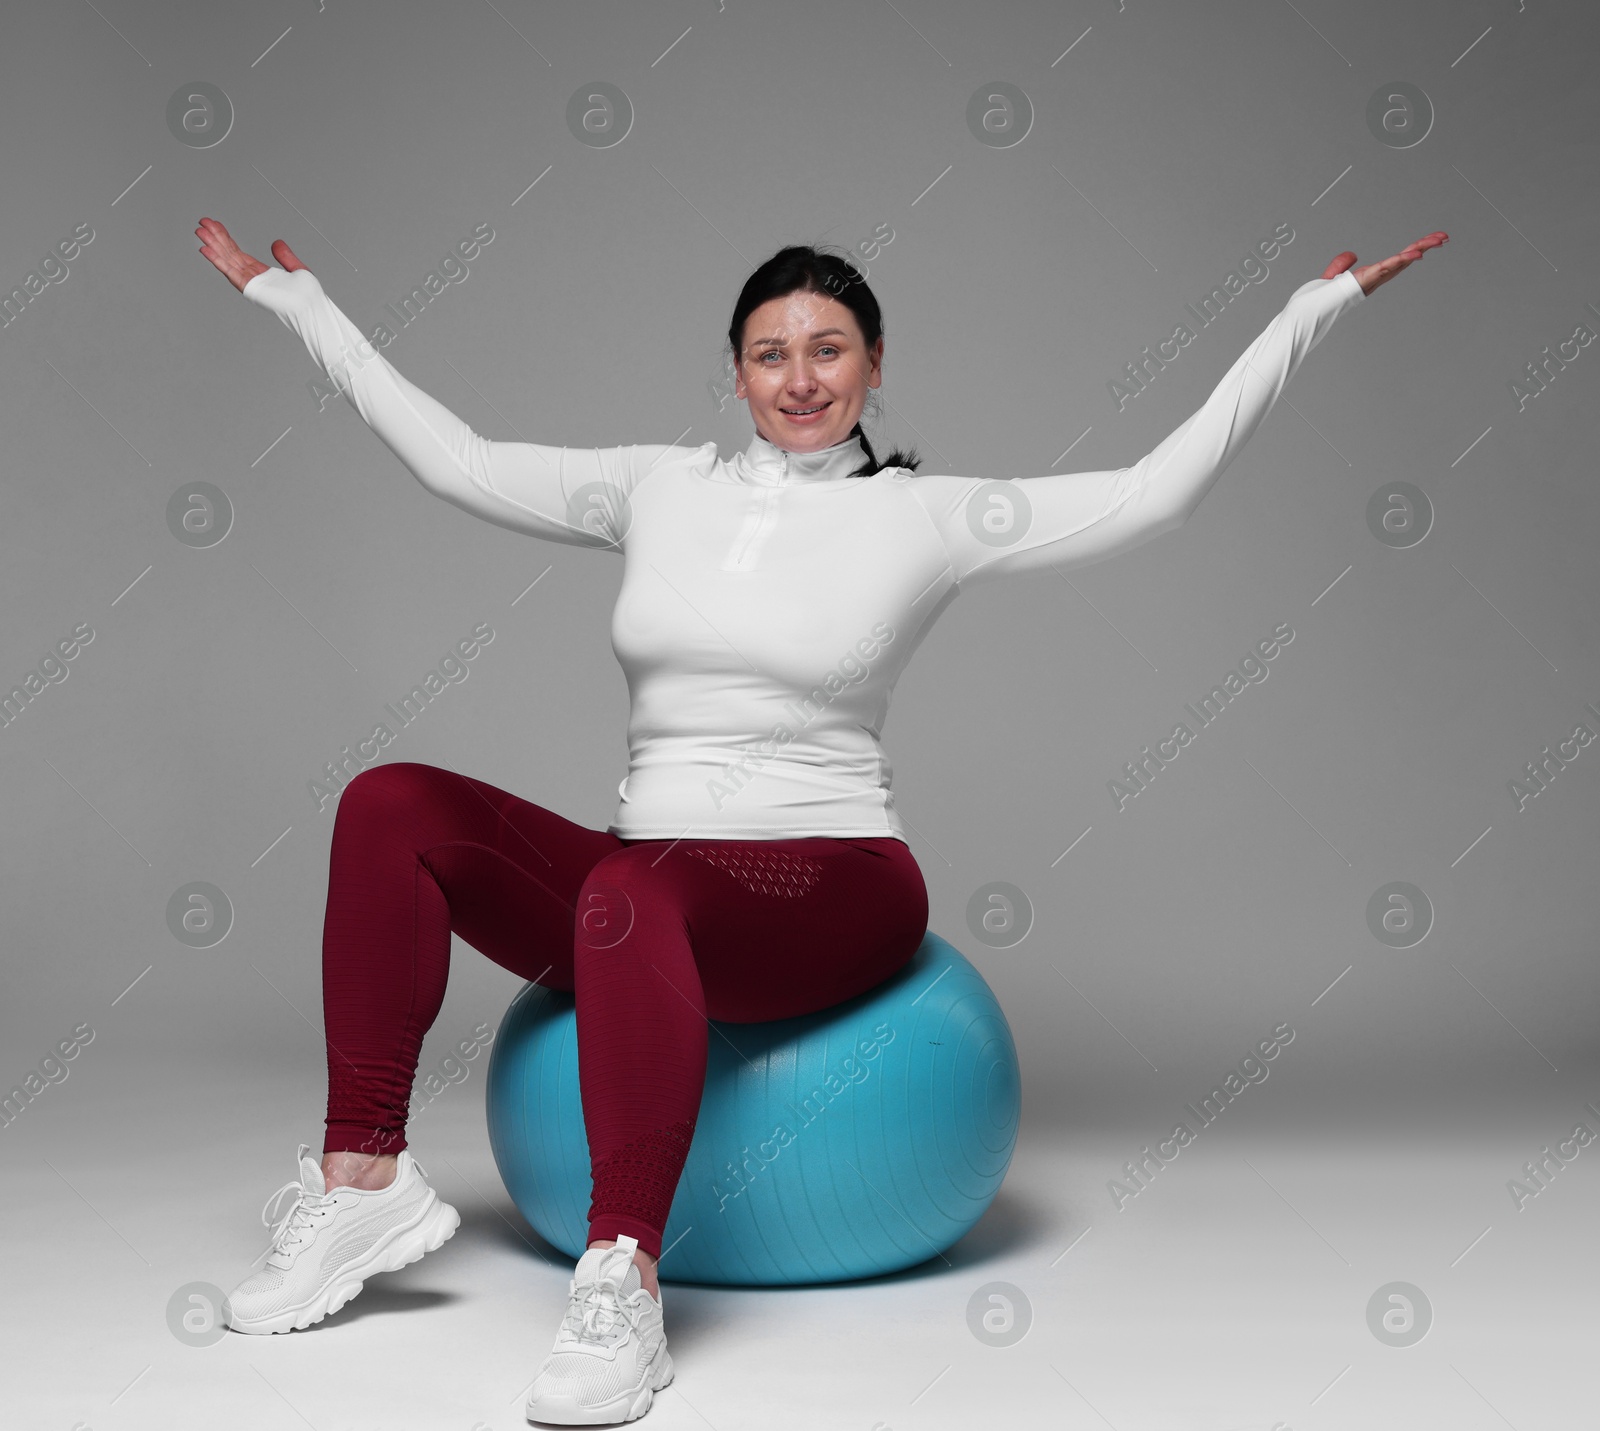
907, 267, 1366, 586
242, 265, 695, 550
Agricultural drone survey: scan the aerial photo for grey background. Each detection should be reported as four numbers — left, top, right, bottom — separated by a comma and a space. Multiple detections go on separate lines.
1, 1, 1597, 1426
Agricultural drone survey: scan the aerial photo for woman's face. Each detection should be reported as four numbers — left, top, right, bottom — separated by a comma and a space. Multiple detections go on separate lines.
735, 289, 883, 454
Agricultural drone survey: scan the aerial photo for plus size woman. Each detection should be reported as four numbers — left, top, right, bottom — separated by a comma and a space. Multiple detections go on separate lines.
196, 215, 1444, 1425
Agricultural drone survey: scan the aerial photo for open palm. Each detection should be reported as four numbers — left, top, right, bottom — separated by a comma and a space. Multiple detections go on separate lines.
1322, 231, 1448, 296
195, 217, 312, 293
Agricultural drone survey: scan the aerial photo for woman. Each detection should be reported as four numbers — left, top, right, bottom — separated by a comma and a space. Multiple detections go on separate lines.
196, 217, 1444, 1425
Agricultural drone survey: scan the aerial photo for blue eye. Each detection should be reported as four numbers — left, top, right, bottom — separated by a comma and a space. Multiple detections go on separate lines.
760, 345, 839, 362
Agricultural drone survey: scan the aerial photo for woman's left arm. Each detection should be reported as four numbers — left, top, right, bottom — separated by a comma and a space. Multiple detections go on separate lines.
912, 232, 1447, 588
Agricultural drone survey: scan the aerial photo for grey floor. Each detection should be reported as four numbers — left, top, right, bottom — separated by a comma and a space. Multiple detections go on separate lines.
4, 1054, 1592, 1430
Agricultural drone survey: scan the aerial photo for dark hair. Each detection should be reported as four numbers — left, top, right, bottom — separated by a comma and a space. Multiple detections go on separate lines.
726, 243, 921, 479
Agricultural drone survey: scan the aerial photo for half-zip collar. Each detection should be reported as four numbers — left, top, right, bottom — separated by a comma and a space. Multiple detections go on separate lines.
735, 430, 867, 488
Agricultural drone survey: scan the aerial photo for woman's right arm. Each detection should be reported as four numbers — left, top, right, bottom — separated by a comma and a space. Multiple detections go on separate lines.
244, 263, 688, 550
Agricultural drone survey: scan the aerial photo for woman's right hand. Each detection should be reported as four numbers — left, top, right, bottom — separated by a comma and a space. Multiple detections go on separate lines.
195, 217, 312, 294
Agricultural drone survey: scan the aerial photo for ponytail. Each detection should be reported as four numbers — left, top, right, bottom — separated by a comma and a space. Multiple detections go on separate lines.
846, 420, 921, 481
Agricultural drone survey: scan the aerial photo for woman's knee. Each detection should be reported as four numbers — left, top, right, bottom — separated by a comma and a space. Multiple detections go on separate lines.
333, 762, 458, 823
328, 764, 474, 857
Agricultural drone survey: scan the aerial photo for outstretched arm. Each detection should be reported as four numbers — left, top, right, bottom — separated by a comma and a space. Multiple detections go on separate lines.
910, 232, 1446, 587
197, 219, 686, 549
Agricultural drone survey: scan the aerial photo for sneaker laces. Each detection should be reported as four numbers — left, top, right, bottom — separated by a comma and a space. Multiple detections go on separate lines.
561, 1272, 640, 1348
258, 1180, 334, 1266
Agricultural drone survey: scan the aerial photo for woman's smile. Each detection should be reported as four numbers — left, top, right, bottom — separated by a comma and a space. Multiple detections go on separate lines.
779, 400, 832, 423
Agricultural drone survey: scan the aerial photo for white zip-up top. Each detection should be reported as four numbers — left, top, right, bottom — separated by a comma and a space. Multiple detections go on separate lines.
243, 265, 1365, 843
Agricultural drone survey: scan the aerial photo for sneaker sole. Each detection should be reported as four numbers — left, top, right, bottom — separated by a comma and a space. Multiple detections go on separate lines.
228, 1192, 460, 1336
525, 1343, 674, 1426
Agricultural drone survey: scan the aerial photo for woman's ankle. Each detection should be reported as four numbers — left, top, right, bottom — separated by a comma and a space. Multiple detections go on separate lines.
322, 1149, 398, 1192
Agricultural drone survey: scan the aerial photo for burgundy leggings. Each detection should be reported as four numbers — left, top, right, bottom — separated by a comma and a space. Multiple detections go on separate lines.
320, 762, 929, 1259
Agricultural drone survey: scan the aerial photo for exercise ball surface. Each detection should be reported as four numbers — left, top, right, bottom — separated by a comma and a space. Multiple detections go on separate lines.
486, 930, 1019, 1286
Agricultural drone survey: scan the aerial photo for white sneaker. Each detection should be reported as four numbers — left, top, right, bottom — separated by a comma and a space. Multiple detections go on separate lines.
225, 1142, 460, 1335
524, 1235, 673, 1425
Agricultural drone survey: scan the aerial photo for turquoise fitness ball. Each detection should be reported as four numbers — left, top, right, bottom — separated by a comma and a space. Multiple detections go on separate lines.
485, 931, 1020, 1286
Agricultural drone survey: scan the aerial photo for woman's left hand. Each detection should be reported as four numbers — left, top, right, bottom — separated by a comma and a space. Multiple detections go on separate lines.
1322, 231, 1448, 296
